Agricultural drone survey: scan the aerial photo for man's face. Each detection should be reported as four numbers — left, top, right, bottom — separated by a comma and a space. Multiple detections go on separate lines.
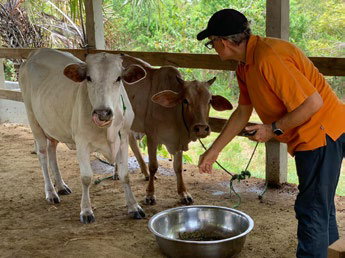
207, 36, 227, 60
207, 36, 238, 61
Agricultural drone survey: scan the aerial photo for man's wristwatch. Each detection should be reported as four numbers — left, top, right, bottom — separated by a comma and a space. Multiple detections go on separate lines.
272, 121, 284, 136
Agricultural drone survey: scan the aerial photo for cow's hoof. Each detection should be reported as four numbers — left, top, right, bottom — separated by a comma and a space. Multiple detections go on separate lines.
144, 196, 156, 205
58, 185, 72, 195
80, 213, 95, 224
181, 196, 194, 205
129, 207, 146, 219
46, 192, 60, 204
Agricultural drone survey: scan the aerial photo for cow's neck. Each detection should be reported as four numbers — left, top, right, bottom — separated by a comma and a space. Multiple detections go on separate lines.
176, 104, 190, 151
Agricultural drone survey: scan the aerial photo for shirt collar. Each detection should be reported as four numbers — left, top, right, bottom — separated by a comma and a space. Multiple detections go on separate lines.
244, 35, 258, 65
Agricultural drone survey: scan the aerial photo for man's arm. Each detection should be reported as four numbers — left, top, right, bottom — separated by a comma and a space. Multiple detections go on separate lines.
245, 91, 324, 142
198, 104, 253, 173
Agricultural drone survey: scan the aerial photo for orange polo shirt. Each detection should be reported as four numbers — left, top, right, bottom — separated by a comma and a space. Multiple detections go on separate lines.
237, 35, 345, 155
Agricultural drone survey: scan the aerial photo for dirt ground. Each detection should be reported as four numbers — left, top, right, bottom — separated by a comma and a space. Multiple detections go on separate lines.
0, 123, 344, 258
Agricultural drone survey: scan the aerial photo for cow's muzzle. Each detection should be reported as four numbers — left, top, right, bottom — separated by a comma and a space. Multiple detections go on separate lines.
192, 124, 210, 138
92, 109, 113, 128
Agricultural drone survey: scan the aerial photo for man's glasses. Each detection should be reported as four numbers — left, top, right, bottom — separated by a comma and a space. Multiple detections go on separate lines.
204, 37, 219, 50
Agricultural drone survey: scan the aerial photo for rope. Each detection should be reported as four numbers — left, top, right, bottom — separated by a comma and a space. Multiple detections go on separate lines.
198, 139, 259, 208
93, 153, 116, 185
258, 180, 268, 199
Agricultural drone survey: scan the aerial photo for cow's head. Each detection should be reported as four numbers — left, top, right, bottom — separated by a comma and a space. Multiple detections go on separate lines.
151, 76, 233, 141
63, 53, 146, 128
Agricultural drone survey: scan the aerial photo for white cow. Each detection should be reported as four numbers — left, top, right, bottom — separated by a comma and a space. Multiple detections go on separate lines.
19, 49, 146, 223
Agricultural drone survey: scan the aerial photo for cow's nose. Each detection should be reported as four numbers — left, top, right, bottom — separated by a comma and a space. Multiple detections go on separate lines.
93, 109, 113, 121
193, 124, 210, 136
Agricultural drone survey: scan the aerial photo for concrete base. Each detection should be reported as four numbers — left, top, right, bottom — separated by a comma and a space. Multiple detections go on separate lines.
265, 141, 288, 186
328, 238, 345, 258
0, 81, 28, 124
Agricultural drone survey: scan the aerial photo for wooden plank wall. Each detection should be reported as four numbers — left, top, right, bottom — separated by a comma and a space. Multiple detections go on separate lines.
1, 48, 345, 76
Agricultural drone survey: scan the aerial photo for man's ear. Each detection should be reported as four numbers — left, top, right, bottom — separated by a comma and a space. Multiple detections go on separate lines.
151, 90, 181, 108
220, 38, 235, 48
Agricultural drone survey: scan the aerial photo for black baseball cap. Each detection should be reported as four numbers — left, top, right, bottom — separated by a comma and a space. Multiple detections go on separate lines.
197, 9, 248, 41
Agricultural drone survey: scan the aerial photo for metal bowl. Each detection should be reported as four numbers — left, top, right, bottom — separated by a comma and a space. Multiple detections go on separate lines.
148, 205, 254, 258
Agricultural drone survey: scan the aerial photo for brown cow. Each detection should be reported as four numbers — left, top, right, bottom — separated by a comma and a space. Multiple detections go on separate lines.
122, 55, 233, 205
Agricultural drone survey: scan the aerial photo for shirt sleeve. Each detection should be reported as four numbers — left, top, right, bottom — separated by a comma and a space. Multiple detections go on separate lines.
259, 55, 316, 112
236, 67, 252, 105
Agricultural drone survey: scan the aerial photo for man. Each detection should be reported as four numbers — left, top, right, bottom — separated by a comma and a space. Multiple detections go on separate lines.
197, 8, 345, 258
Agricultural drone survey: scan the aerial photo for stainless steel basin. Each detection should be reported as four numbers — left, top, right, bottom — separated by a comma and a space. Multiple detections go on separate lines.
148, 205, 254, 258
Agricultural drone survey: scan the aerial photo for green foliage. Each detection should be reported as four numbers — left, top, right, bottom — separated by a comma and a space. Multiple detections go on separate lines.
182, 153, 193, 164
289, 0, 345, 57
3, 59, 16, 81
138, 135, 147, 150
157, 143, 170, 159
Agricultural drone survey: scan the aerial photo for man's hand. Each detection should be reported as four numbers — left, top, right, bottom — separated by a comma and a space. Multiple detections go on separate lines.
244, 124, 274, 142
198, 148, 220, 174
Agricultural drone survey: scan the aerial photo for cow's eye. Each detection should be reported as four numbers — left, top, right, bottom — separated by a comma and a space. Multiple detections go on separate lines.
86, 76, 92, 82
183, 99, 189, 105
116, 76, 121, 82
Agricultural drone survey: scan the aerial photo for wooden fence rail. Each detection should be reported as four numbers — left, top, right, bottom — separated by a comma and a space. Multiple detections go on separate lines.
1, 48, 345, 76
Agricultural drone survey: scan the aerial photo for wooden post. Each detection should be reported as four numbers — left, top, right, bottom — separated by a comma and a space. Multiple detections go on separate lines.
266, 0, 290, 40
0, 59, 4, 89
265, 0, 290, 186
84, 0, 105, 49
0, 37, 4, 89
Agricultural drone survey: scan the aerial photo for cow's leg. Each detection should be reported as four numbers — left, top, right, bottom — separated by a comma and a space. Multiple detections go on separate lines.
116, 132, 145, 219
174, 151, 193, 204
47, 139, 72, 195
129, 132, 149, 180
26, 114, 59, 204
145, 137, 158, 205
76, 143, 95, 224
31, 140, 38, 154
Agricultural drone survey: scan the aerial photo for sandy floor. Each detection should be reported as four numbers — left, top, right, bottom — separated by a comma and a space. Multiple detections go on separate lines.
0, 123, 344, 258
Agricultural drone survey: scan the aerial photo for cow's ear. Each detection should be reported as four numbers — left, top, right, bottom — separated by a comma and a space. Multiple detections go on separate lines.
176, 76, 184, 86
64, 63, 86, 82
122, 64, 147, 85
151, 90, 181, 108
210, 95, 233, 111
207, 77, 217, 87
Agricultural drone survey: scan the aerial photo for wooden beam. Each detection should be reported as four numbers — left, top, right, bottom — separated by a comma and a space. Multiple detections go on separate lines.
0, 89, 23, 102
0, 48, 344, 76
84, 0, 105, 49
0, 48, 238, 71
309, 57, 345, 77
209, 117, 260, 135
